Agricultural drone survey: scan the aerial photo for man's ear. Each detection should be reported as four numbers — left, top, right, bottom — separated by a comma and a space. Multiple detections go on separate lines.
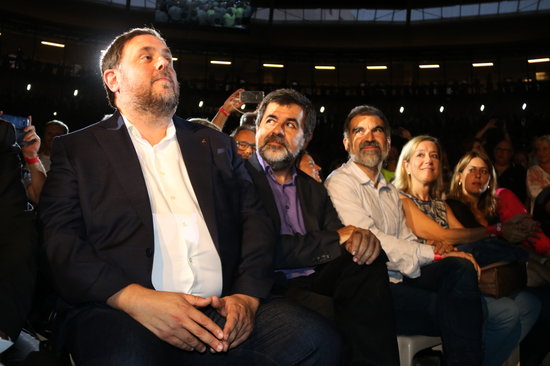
343, 136, 350, 152
103, 69, 119, 94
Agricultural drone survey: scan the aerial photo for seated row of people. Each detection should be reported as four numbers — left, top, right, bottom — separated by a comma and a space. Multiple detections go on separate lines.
3, 27, 550, 366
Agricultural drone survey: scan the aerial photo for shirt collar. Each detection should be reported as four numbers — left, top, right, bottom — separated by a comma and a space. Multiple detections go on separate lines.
122, 114, 176, 145
256, 150, 298, 186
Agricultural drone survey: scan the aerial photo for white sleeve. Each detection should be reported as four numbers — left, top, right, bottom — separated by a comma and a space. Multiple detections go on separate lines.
325, 171, 434, 279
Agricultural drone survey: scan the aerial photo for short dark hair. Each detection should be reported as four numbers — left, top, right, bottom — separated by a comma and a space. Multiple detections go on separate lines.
255, 89, 316, 138
230, 124, 256, 138
343, 105, 390, 138
100, 28, 165, 108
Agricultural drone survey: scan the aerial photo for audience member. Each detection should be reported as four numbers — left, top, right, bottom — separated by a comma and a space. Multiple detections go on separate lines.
239, 112, 257, 126
246, 89, 398, 365
527, 135, 550, 236
188, 117, 221, 132
0, 119, 37, 357
230, 124, 256, 160
0, 112, 47, 204
447, 151, 550, 366
325, 105, 484, 365
493, 138, 527, 204
38, 120, 69, 172
393, 136, 540, 366
211, 88, 244, 130
40, 28, 341, 366
297, 151, 322, 182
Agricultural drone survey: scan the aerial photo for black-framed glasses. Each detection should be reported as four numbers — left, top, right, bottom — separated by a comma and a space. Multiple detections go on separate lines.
236, 141, 256, 151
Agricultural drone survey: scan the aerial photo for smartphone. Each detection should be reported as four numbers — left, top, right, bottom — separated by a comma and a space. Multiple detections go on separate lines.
239, 91, 264, 104
2, 114, 30, 145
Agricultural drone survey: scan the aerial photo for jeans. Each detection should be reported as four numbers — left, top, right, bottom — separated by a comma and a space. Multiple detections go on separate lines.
63, 297, 343, 366
483, 291, 540, 366
390, 257, 483, 366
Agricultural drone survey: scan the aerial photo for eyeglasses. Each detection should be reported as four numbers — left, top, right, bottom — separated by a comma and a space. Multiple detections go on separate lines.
465, 166, 490, 176
236, 141, 256, 151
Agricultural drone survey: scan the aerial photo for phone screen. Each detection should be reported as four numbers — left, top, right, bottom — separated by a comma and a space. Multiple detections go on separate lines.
239, 91, 265, 104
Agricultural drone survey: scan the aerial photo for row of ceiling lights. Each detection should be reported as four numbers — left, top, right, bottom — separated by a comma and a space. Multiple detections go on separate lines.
29, 38, 550, 70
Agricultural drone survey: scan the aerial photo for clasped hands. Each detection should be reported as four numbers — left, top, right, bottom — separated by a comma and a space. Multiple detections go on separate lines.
107, 284, 259, 354
337, 225, 381, 265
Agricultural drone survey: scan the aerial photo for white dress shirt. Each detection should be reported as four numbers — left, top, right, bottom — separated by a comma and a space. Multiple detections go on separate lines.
123, 116, 223, 297
325, 159, 434, 282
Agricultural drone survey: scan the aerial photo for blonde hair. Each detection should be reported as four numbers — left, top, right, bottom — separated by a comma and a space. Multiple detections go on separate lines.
393, 135, 445, 199
448, 151, 498, 218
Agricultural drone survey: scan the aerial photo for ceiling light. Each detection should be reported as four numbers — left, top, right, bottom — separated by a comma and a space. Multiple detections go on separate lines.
210, 60, 231, 65
73, 89, 79, 97
399, 106, 404, 114
419, 64, 440, 69
315, 65, 336, 70
522, 103, 527, 110
320, 106, 325, 113
263, 63, 284, 68
172, 57, 178, 61
473, 62, 494, 67
41, 41, 65, 48
198, 101, 204, 108
528, 58, 550, 64
367, 65, 388, 70
480, 104, 485, 112
439, 106, 445, 113
26, 84, 31, 91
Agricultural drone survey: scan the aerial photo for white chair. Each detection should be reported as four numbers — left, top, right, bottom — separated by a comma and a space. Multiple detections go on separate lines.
397, 335, 442, 366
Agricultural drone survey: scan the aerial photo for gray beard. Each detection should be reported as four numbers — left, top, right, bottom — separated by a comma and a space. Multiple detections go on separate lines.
259, 144, 301, 172
350, 148, 388, 170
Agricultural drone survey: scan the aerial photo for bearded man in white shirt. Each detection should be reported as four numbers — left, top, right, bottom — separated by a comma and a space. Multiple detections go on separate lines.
40, 28, 341, 366
325, 105, 484, 366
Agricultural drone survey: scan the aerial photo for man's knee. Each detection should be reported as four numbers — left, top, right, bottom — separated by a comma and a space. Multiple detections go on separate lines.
255, 299, 344, 365
439, 257, 480, 296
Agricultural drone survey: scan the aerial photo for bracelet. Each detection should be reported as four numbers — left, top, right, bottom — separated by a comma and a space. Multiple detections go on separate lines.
24, 156, 40, 165
219, 107, 230, 117
434, 254, 444, 261
485, 223, 503, 237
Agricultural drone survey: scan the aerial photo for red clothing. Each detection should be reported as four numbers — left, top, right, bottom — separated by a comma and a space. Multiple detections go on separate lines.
496, 188, 550, 254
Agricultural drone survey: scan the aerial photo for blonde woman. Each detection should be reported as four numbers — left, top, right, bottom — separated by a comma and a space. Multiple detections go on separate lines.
394, 136, 540, 366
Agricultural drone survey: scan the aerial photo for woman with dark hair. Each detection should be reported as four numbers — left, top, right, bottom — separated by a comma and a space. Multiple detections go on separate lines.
394, 137, 540, 366
448, 150, 550, 366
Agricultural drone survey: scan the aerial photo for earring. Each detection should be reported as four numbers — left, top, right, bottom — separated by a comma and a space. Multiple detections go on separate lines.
407, 171, 411, 175
458, 181, 462, 186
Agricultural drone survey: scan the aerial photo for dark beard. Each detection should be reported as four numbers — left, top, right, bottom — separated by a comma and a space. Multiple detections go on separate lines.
134, 78, 180, 117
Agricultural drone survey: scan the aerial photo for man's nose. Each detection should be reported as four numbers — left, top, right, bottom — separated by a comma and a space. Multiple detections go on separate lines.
155, 56, 169, 70
271, 122, 285, 135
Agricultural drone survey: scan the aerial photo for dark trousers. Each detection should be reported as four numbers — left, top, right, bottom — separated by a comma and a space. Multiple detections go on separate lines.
390, 257, 483, 366
285, 251, 399, 366
62, 297, 342, 366
520, 285, 550, 366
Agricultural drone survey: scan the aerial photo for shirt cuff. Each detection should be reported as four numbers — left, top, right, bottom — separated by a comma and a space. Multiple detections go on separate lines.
418, 244, 436, 267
